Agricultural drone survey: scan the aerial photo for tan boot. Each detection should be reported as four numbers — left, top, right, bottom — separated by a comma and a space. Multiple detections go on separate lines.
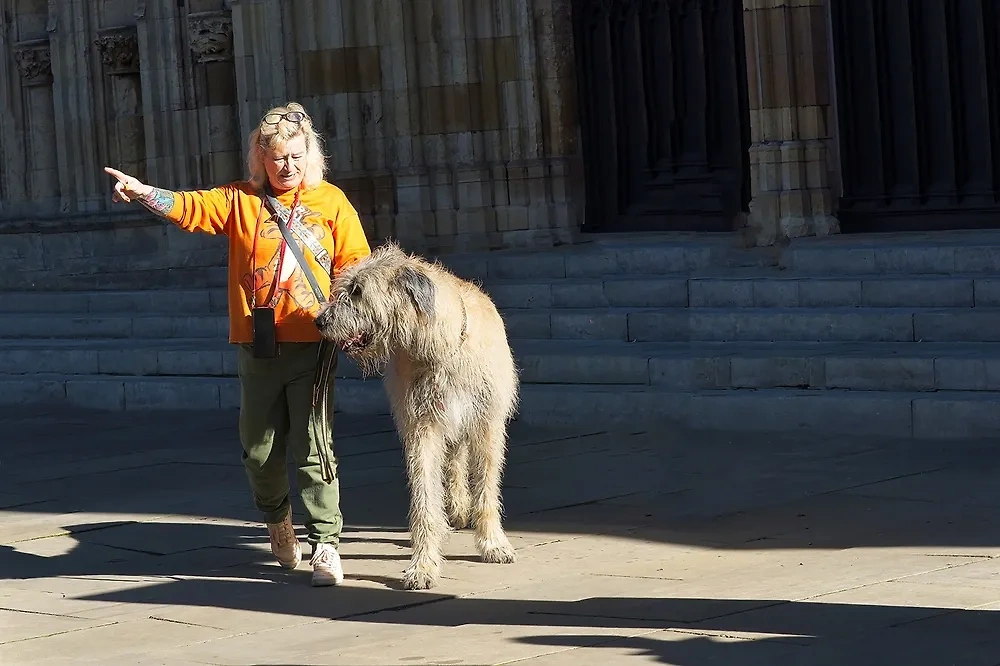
266, 510, 302, 570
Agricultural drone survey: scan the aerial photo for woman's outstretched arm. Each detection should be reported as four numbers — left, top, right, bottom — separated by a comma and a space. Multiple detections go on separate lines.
104, 166, 233, 236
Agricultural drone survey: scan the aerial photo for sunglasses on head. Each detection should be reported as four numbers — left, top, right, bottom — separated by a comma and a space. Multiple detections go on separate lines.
262, 111, 306, 125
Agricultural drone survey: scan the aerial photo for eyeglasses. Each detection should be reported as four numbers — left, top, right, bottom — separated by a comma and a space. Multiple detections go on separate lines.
262, 111, 306, 125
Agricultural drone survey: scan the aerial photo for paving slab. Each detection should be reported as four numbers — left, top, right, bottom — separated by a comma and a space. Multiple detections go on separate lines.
2, 407, 1000, 665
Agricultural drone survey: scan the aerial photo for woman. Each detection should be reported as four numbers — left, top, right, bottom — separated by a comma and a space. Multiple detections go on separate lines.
104, 102, 372, 587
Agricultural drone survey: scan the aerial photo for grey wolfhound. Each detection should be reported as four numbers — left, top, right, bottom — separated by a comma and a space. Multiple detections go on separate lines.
314, 241, 519, 590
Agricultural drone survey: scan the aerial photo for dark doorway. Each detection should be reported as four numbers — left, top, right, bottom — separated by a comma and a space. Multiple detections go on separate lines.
572, 0, 752, 233
831, 1, 1000, 232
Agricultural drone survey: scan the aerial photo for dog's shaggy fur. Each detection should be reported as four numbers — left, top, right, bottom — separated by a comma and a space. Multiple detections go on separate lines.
315, 242, 519, 590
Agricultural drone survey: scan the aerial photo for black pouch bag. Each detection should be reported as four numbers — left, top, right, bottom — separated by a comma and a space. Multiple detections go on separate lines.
251, 306, 279, 358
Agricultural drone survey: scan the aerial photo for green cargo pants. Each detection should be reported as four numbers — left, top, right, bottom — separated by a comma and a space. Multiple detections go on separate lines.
237, 341, 342, 547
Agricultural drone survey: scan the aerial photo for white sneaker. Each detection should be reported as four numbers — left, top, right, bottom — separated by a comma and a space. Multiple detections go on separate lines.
310, 542, 344, 587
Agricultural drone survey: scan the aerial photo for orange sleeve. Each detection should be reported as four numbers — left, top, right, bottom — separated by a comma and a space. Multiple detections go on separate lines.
331, 201, 372, 272
163, 185, 235, 235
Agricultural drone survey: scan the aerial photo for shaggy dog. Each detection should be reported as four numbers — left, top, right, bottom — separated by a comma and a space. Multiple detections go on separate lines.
314, 242, 519, 590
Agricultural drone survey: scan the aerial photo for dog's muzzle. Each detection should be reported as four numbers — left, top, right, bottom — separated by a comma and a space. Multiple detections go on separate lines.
314, 308, 333, 331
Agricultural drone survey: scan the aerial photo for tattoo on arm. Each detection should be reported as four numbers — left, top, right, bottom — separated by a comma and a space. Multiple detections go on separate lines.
138, 187, 176, 217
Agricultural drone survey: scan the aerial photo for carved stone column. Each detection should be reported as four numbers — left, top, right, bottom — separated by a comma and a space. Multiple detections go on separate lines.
0, 21, 28, 214
188, 10, 241, 184
95, 26, 146, 184
741, 0, 839, 247
229, 0, 289, 144
134, 0, 186, 189
47, 2, 102, 213
13, 39, 60, 210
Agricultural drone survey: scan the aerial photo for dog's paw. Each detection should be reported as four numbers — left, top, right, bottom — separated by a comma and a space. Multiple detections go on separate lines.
480, 541, 517, 565
446, 494, 473, 530
402, 563, 440, 590
447, 512, 472, 530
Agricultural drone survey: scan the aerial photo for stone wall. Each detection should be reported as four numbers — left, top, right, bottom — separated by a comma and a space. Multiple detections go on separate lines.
253, 0, 581, 253
0, 0, 582, 288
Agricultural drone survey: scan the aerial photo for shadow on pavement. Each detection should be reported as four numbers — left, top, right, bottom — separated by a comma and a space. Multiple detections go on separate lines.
18, 567, 1000, 665
5, 405, 1000, 554
4, 408, 1000, 662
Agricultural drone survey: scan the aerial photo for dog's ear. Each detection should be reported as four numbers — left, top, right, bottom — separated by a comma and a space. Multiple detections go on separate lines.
398, 265, 436, 320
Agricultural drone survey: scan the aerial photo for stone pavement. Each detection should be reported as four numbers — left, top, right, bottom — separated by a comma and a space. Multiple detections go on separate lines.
2, 407, 1000, 665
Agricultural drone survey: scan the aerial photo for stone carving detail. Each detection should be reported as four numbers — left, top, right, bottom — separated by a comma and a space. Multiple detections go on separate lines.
188, 11, 234, 63
13, 40, 52, 87
95, 26, 141, 76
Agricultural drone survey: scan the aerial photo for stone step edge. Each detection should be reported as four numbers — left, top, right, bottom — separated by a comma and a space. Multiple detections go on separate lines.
7, 337, 1000, 351
7, 271, 1000, 296
326, 381, 1000, 440
0, 374, 996, 438
4, 271, 1000, 306
13, 259, 1000, 296
7, 299, 1000, 317
8, 305, 1000, 319
3, 340, 1000, 393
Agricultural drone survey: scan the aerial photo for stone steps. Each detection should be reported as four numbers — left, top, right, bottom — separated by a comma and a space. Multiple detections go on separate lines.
5, 266, 231, 292
504, 306, 1000, 342
441, 229, 1000, 278
5, 230, 1000, 436
6, 306, 1000, 342
0, 371, 991, 438
4, 271, 1000, 312
492, 273, 993, 309
19, 229, 1000, 292
2, 338, 999, 393
0, 372, 380, 415
0, 313, 227, 339
512, 339, 1000, 391
507, 384, 999, 439
779, 233, 1000, 275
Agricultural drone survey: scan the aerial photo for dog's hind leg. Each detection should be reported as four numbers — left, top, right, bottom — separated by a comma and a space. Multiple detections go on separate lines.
469, 418, 517, 564
401, 423, 450, 590
445, 440, 473, 530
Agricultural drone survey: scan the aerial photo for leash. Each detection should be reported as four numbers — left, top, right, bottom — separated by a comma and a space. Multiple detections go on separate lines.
312, 339, 338, 484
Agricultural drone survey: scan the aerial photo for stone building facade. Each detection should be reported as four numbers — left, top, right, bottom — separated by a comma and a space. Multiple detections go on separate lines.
1, 0, 578, 282
1, 0, 997, 288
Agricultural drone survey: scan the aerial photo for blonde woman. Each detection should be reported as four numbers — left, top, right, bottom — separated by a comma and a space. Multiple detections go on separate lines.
105, 102, 372, 587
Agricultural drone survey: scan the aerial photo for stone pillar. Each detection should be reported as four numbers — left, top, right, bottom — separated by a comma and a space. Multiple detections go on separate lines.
94, 26, 146, 184
135, 0, 193, 190
395, 0, 483, 251
741, 0, 839, 247
518, 0, 579, 246
0, 33, 26, 215
361, 0, 578, 252
253, 0, 579, 252
229, 0, 289, 143
188, 9, 242, 184
46, 0, 103, 213
12, 38, 60, 212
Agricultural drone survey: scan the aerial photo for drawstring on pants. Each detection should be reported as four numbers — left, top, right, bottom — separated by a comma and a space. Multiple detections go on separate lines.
312, 339, 338, 484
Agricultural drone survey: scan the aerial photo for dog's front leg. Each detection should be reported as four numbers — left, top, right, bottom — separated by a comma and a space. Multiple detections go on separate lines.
470, 419, 517, 565
401, 423, 449, 590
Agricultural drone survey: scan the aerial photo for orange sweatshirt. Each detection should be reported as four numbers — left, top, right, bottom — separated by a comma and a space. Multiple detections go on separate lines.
163, 180, 371, 344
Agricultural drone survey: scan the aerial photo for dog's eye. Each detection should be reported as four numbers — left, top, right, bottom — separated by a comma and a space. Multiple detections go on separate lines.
349, 282, 362, 299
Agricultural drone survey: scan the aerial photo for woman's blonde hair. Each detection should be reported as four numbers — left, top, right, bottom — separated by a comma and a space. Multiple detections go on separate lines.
246, 101, 327, 190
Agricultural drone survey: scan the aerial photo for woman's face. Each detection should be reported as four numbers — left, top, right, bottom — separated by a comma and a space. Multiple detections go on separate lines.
262, 134, 308, 192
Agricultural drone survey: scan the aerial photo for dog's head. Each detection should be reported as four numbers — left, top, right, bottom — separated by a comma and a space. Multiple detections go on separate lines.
315, 241, 437, 371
